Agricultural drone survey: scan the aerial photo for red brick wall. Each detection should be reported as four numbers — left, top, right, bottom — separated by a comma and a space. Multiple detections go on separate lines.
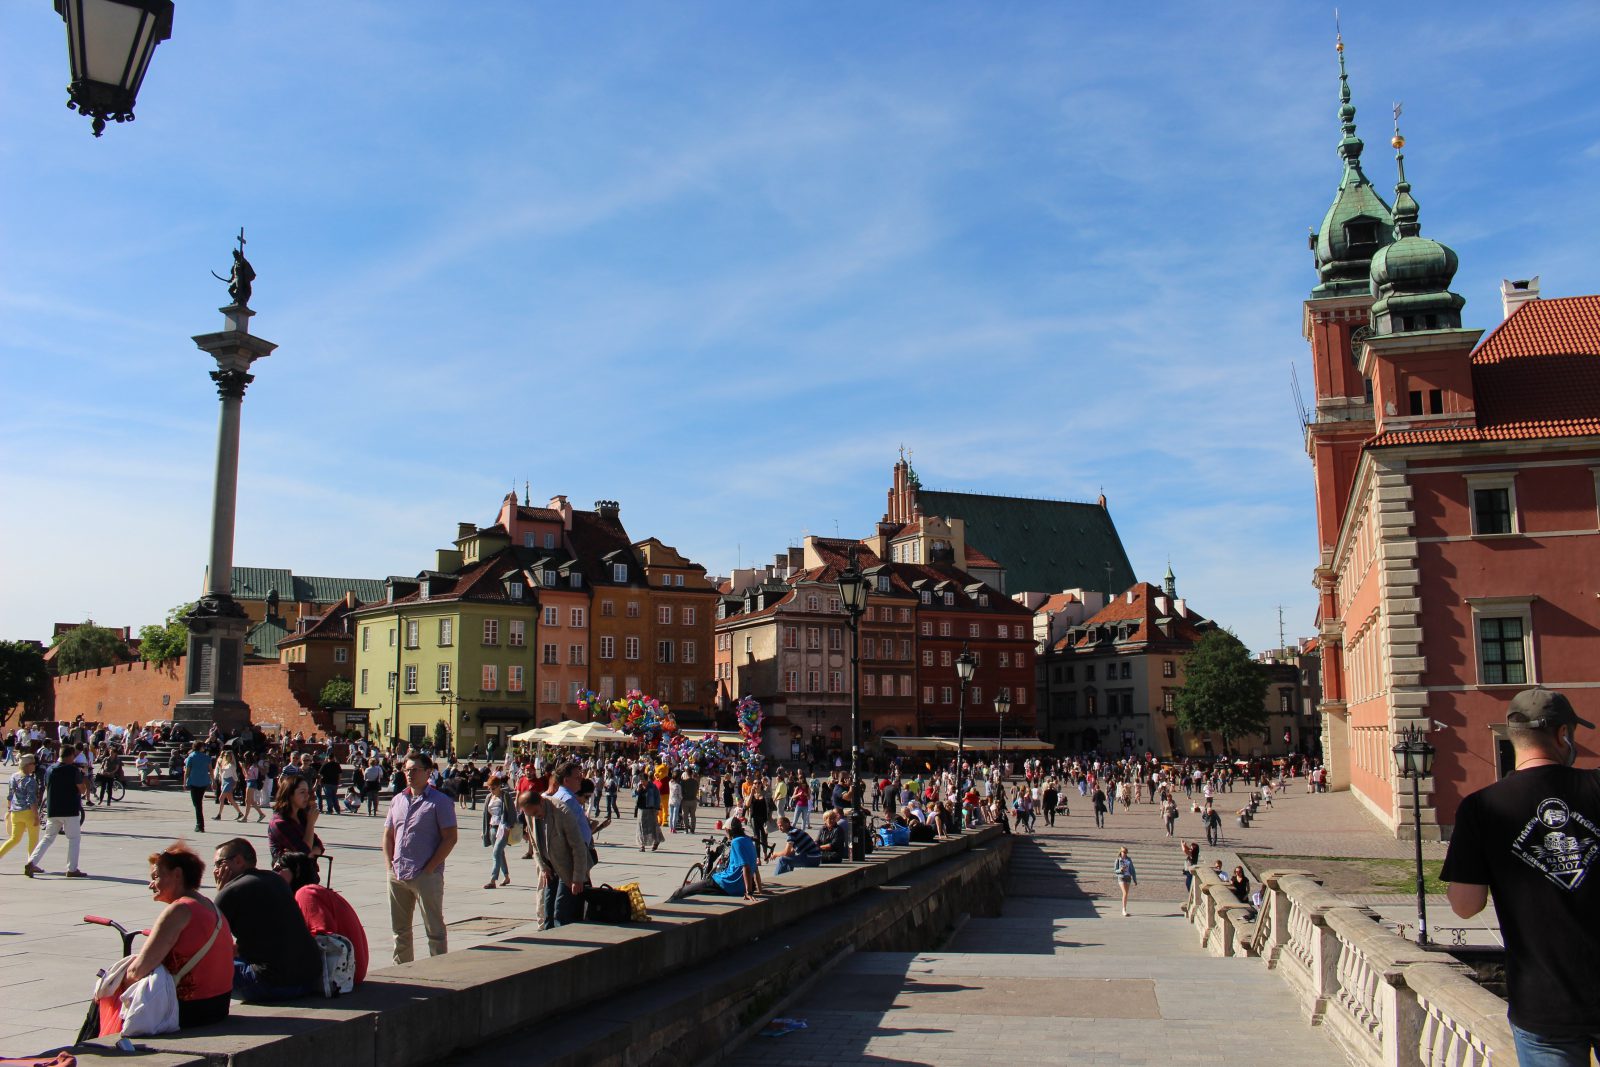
49, 657, 328, 735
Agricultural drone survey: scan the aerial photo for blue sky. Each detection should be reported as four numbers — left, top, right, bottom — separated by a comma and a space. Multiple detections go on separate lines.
3, 3, 1598, 652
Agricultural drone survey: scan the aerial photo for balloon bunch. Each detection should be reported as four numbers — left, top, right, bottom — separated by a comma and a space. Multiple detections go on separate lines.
575, 689, 606, 720
736, 695, 764, 771
690, 733, 725, 775
609, 689, 675, 740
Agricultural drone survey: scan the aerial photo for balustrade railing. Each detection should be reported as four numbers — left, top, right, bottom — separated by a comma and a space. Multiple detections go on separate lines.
1185, 868, 1518, 1067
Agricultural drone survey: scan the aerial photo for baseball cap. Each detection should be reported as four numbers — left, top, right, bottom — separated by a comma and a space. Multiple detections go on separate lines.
1507, 688, 1594, 730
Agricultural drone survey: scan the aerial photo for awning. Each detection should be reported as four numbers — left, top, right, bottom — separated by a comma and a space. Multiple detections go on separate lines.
880, 736, 951, 751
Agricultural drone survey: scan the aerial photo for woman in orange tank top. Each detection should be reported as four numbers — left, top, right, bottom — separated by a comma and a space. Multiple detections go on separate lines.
123, 845, 234, 1030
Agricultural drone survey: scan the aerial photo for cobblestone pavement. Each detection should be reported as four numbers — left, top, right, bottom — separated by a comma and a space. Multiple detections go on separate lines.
0, 785, 720, 1057
722, 784, 1450, 1066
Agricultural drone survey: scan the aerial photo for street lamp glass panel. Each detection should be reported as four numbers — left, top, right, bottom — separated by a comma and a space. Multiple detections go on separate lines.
993, 692, 1012, 717
56, 0, 173, 134
955, 650, 977, 683
1391, 740, 1411, 777
836, 569, 868, 616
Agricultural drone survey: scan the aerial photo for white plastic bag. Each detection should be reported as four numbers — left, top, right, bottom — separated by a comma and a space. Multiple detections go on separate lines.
96, 956, 180, 1037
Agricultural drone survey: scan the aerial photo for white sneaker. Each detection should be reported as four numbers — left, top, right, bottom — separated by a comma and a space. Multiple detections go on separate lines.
1121, 908, 1129, 917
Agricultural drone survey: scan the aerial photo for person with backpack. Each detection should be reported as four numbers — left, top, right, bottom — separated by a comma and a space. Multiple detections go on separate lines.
635, 774, 663, 851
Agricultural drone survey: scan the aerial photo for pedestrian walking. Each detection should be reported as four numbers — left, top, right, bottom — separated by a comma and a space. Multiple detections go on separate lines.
382, 754, 458, 964
214, 750, 244, 822
1092, 786, 1108, 828
1162, 795, 1179, 836
635, 775, 663, 851
25, 744, 88, 878
1114, 846, 1137, 917
183, 743, 212, 833
481, 776, 512, 888
1, 752, 42, 865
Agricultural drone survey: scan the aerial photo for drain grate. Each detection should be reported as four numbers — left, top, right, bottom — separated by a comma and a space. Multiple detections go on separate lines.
448, 916, 536, 935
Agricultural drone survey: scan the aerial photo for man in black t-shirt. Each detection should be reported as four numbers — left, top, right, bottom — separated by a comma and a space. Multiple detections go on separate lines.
213, 837, 321, 1001
1442, 687, 1599, 1065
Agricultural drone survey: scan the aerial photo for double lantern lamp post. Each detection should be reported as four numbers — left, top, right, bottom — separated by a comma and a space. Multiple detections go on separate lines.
953, 645, 976, 830
834, 549, 870, 861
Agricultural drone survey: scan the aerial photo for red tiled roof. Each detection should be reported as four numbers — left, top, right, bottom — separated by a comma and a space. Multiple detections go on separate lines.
278, 598, 361, 645
962, 542, 1001, 568
1053, 582, 1205, 652
1370, 296, 1600, 448
1037, 592, 1081, 613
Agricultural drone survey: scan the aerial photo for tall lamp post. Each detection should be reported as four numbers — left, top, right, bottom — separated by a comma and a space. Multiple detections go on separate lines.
173, 233, 274, 737
953, 644, 976, 830
994, 689, 1012, 779
1391, 725, 1436, 946
835, 548, 869, 860
54, 0, 173, 136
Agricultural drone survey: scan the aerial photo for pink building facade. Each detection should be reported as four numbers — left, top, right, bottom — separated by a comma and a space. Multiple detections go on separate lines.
1304, 48, 1600, 836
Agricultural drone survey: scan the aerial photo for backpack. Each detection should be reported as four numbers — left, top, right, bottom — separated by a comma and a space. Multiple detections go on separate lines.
316, 933, 356, 996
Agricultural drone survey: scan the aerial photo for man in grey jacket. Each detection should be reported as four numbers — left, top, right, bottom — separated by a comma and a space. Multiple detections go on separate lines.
519, 789, 591, 928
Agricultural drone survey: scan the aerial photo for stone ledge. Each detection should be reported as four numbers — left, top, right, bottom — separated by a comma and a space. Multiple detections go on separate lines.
88, 826, 1002, 1067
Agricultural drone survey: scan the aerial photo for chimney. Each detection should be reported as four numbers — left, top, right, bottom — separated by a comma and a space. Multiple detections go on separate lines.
1173, 597, 1187, 617
787, 546, 804, 573
1500, 276, 1540, 320
590, 499, 617, 524
456, 522, 476, 540
344, 591, 356, 609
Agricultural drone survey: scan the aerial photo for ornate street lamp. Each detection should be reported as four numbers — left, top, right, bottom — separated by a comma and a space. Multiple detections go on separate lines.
55, 0, 174, 137
953, 643, 976, 830
1391, 725, 1436, 945
994, 689, 1012, 779
835, 547, 869, 860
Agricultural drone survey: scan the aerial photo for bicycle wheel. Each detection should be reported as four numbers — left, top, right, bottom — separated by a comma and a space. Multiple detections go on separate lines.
110, 781, 126, 802
681, 863, 705, 888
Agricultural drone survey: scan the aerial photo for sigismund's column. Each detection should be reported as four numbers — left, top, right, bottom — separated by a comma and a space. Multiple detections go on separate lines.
172, 234, 276, 735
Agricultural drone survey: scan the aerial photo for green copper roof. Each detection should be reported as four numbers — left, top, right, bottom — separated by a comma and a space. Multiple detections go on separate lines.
246, 618, 290, 658
231, 567, 385, 606
1368, 128, 1465, 335
1311, 41, 1396, 298
914, 489, 1136, 596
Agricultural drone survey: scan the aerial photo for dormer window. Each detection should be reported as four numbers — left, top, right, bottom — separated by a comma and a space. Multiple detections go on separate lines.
920, 590, 932, 604
569, 573, 583, 589
942, 592, 955, 606
543, 569, 558, 585
507, 582, 524, 600
612, 563, 628, 582
877, 575, 891, 593
978, 594, 989, 607
1344, 217, 1379, 255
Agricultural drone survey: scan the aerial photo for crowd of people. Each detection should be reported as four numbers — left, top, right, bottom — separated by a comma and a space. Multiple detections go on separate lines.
4, 715, 1331, 1043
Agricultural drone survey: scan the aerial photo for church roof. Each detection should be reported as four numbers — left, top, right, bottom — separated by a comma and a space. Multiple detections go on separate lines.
914, 488, 1136, 597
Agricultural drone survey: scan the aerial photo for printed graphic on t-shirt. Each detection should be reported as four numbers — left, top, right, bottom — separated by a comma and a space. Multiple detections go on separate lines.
1511, 798, 1600, 891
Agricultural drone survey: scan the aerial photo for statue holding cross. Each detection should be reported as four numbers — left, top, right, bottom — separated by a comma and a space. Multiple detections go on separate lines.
211, 228, 256, 309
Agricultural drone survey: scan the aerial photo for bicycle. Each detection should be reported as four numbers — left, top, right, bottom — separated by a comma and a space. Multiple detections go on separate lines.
681, 835, 729, 888
76, 914, 147, 1044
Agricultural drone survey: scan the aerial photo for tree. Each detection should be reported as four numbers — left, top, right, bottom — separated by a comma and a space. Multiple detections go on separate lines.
319, 677, 355, 709
49, 621, 131, 676
1173, 630, 1270, 754
139, 603, 193, 666
0, 641, 48, 730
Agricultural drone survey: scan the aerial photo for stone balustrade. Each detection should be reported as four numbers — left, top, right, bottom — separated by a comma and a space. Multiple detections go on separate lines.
1183, 868, 1519, 1067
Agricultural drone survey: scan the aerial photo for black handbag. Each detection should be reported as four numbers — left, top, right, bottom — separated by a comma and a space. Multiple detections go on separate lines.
584, 884, 633, 923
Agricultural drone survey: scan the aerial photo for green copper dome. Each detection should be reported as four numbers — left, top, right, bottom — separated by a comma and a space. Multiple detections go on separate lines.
1368, 129, 1464, 335
1311, 43, 1395, 298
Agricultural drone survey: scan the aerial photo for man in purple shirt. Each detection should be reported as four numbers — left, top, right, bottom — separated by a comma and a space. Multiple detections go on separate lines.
383, 753, 458, 964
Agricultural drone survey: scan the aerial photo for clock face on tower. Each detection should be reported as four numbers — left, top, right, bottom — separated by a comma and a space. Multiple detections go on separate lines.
1349, 324, 1371, 365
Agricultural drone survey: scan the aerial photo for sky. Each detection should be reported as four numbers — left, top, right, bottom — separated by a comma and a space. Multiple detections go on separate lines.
3, 3, 1598, 654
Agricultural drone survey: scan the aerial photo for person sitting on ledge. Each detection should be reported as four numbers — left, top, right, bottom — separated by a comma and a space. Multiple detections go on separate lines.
213, 837, 321, 1001
771, 815, 822, 875
669, 818, 762, 902
815, 809, 848, 860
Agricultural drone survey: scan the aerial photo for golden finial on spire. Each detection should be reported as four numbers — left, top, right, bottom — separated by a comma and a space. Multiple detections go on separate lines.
1335, 7, 1344, 51
1391, 101, 1405, 149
